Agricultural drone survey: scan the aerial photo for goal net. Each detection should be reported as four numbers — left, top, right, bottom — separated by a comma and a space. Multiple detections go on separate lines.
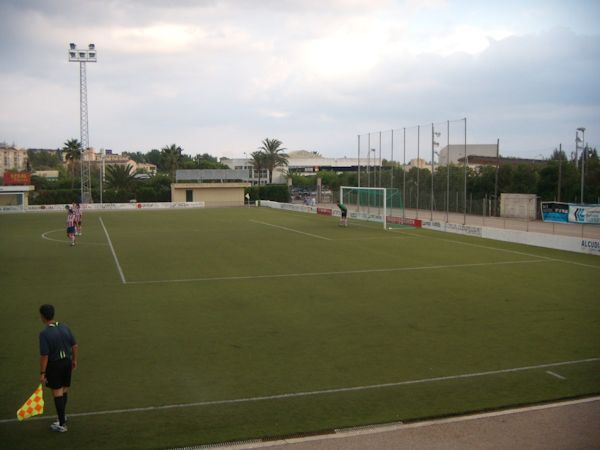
339, 186, 405, 230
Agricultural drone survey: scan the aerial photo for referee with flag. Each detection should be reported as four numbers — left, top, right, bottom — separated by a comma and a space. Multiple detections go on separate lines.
39, 304, 78, 433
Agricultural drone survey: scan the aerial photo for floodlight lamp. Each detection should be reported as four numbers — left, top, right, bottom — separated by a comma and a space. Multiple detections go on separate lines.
69, 43, 76, 50
79, 52, 86, 58
89, 43, 95, 50
89, 52, 96, 58
69, 51, 76, 58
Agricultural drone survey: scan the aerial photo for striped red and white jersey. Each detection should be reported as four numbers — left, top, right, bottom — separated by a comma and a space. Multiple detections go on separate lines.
73, 207, 82, 221
66, 212, 77, 227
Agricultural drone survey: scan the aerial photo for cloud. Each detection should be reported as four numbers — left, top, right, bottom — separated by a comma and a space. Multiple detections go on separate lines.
0, 1, 599, 158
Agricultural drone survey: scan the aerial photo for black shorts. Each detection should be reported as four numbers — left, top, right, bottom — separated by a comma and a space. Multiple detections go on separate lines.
46, 359, 72, 389
341, 211, 347, 218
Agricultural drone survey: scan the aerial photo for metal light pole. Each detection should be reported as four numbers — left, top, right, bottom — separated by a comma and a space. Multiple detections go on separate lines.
558, 143, 562, 202
494, 138, 500, 216
402, 127, 406, 219
577, 127, 586, 203
357, 135, 361, 189
431, 124, 440, 220
416, 125, 420, 218
367, 134, 371, 189
463, 117, 467, 225
390, 129, 394, 189
378, 131, 382, 188
100, 148, 105, 206
446, 120, 450, 222
68, 43, 97, 204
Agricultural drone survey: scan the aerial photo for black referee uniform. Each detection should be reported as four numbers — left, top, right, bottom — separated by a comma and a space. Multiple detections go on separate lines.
39, 322, 77, 389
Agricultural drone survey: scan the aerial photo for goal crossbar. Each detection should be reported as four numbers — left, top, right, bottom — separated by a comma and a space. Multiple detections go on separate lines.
340, 186, 387, 230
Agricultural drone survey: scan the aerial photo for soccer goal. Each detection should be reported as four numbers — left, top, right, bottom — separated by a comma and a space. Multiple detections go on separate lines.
339, 186, 405, 230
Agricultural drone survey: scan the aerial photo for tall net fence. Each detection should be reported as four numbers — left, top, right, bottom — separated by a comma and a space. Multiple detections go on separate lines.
357, 118, 499, 220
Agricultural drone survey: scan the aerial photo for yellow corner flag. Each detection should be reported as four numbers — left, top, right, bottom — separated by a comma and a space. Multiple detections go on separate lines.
17, 384, 44, 421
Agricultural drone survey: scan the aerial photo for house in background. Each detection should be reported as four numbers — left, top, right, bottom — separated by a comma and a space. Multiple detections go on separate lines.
0, 143, 28, 176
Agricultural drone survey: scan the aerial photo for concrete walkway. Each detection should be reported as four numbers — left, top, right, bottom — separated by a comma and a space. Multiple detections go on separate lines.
312, 201, 600, 240
208, 397, 600, 450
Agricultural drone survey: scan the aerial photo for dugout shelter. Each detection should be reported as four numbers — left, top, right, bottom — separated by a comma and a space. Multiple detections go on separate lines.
0, 185, 35, 210
171, 182, 250, 207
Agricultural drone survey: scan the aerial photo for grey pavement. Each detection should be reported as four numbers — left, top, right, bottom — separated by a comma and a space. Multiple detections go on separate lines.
208, 397, 600, 450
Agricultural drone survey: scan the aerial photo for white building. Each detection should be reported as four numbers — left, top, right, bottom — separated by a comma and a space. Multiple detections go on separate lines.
0, 144, 28, 176
222, 150, 376, 184
78, 149, 157, 176
438, 144, 499, 165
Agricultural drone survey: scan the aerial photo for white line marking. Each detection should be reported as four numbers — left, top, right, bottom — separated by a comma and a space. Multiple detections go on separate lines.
250, 220, 331, 240
545, 258, 600, 269
336, 235, 418, 241
405, 231, 600, 269
41, 229, 107, 246
0, 357, 597, 424
126, 259, 547, 285
99, 217, 127, 284
546, 370, 566, 380
403, 231, 552, 260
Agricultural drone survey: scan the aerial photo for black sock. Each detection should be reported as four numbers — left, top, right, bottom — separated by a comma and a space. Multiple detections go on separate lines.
54, 396, 66, 426
63, 392, 68, 409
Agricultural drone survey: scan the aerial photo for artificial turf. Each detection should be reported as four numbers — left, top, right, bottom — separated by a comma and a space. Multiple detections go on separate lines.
0, 206, 599, 449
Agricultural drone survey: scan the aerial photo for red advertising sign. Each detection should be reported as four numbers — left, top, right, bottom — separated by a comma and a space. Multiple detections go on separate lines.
3, 171, 32, 185
317, 207, 332, 216
386, 216, 422, 228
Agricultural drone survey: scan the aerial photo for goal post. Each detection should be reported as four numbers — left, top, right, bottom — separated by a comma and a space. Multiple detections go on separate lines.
339, 186, 406, 230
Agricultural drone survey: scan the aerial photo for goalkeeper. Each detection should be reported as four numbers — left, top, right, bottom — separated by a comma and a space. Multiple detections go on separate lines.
337, 201, 348, 227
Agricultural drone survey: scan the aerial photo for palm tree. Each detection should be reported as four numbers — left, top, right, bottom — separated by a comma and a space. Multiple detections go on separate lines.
250, 151, 268, 187
259, 138, 288, 183
161, 144, 183, 181
105, 164, 136, 191
62, 139, 82, 188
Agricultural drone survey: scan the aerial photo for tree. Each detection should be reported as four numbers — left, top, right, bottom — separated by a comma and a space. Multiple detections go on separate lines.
511, 164, 539, 194
125, 151, 147, 163
146, 149, 162, 167
105, 164, 136, 191
27, 149, 62, 170
250, 151, 268, 187
195, 153, 228, 169
62, 139, 82, 188
550, 147, 568, 161
259, 138, 288, 183
161, 144, 183, 181
583, 148, 600, 203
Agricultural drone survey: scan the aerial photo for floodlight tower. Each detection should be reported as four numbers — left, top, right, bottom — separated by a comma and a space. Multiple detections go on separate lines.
68, 43, 97, 203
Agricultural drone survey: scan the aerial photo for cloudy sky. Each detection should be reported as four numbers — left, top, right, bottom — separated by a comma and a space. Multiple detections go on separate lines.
1, 0, 599, 161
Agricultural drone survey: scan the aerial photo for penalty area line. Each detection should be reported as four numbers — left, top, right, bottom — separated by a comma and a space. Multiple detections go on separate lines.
1, 357, 597, 424
250, 219, 331, 240
99, 217, 127, 284
126, 259, 548, 285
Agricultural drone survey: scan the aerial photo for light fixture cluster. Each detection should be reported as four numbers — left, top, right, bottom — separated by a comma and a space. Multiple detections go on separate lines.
68, 43, 97, 62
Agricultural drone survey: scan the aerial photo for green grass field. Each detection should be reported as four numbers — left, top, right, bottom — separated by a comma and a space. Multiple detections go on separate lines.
1, 206, 599, 449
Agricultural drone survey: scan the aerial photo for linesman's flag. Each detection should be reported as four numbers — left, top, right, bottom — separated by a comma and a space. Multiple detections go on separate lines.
17, 384, 44, 421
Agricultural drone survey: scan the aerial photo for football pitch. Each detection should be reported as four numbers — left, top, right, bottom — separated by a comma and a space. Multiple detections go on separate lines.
1, 206, 599, 449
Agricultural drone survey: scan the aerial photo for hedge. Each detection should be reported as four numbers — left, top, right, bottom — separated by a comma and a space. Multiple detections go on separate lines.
245, 184, 290, 203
